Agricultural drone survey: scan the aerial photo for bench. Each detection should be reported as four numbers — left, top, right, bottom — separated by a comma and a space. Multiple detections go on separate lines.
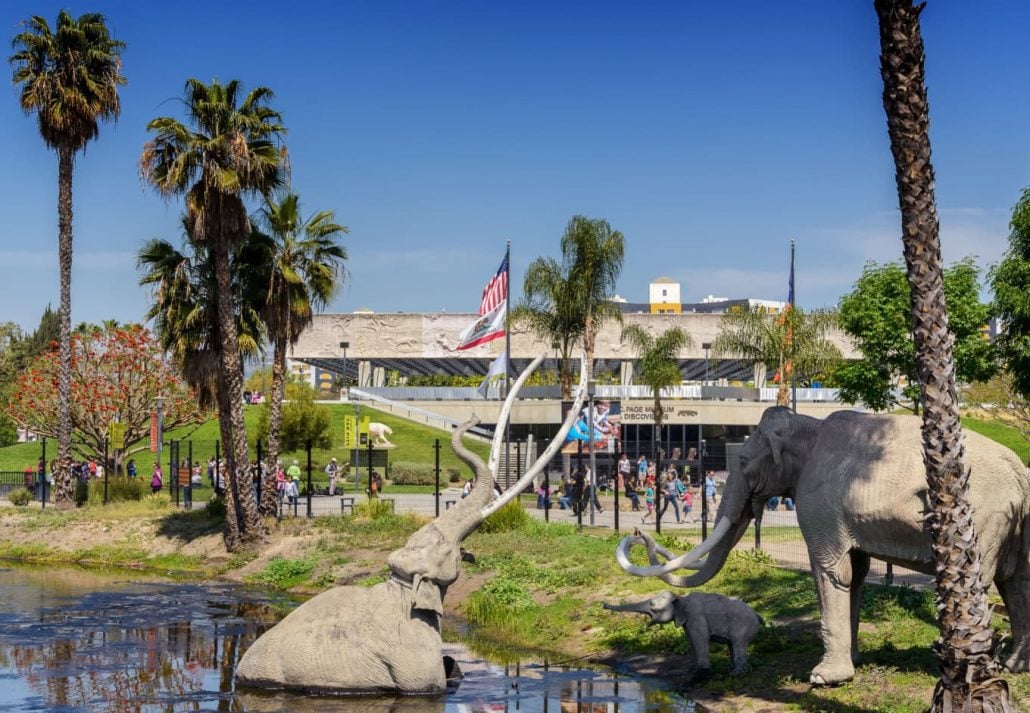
340, 496, 356, 515
444, 499, 457, 510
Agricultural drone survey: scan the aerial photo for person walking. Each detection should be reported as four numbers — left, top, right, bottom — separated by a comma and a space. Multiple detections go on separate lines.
150, 463, 163, 494
704, 470, 718, 520
658, 471, 681, 524
287, 459, 302, 505
641, 476, 656, 524
325, 457, 340, 496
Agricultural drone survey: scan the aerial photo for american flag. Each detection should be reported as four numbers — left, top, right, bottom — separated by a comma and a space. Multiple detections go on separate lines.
479, 254, 509, 316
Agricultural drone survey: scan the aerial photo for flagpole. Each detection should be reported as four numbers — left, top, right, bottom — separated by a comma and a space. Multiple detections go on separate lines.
504, 239, 512, 490
790, 239, 797, 412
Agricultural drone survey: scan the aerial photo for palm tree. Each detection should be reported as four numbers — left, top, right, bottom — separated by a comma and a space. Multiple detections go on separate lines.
621, 325, 691, 529
711, 306, 840, 406
510, 256, 583, 399
9, 11, 126, 508
874, 1, 1013, 710
258, 193, 348, 516
138, 223, 270, 547
141, 79, 286, 549
561, 216, 625, 380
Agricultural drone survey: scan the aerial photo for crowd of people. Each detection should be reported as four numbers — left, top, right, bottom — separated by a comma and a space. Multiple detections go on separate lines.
529, 452, 723, 525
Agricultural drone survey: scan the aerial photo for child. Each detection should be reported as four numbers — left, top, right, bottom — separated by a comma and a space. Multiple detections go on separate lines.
682, 488, 694, 522
641, 477, 656, 524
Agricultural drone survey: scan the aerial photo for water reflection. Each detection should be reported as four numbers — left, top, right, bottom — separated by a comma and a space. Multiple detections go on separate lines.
0, 566, 696, 712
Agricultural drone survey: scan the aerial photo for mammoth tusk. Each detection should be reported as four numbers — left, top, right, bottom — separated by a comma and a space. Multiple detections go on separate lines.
487, 353, 548, 478
481, 352, 589, 519
615, 517, 733, 577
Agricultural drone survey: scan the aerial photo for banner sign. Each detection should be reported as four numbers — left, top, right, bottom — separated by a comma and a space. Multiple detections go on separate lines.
620, 400, 701, 425
343, 415, 356, 449
109, 422, 125, 451
560, 400, 621, 454
150, 413, 159, 453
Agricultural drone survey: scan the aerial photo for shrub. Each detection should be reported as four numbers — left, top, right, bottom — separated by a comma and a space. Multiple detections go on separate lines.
85, 477, 147, 505
479, 500, 530, 533
7, 488, 33, 506
446, 466, 465, 483
205, 497, 226, 519
389, 461, 436, 486
253, 557, 315, 588
356, 499, 396, 519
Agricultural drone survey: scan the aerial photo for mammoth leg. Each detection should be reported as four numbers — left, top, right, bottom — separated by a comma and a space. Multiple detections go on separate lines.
809, 551, 856, 686
848, 551, 870, 666
998, 564, 1030, 673
683, 616, 712, 674
728, 637, 750, 676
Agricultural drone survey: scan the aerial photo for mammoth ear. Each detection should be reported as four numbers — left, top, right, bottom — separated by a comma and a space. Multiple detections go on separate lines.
673, 599, 690, 629
412, 574, 444, 616
764, 408, 793, 469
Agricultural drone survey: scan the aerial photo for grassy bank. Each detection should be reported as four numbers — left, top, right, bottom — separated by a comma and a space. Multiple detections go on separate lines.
0, 403, 491, 482
0, 501, 1025, 711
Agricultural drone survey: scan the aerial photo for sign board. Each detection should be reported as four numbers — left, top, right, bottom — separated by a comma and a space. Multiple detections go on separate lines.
359, 416, 370, 446
109, 422, 126, 451
620, 400, 701, 425
150, 412, 159, 453
343, 415, 356, 449
178, 467, 192, 487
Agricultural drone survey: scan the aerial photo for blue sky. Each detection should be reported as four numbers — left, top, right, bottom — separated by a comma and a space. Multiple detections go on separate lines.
2, 1, 1029, 330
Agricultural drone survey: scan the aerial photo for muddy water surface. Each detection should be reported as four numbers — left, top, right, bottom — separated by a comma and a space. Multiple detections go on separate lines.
0, 565, 697, 712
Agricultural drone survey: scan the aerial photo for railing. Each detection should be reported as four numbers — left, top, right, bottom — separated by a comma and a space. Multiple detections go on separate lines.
347, 388, 494, 441
0, 471, 42, 499
355, 385, 844, 403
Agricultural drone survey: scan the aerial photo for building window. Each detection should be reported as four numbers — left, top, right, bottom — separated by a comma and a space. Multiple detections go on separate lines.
662, 289, 667, 297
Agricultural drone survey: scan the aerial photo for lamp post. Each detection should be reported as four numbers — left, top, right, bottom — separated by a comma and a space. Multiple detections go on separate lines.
339, 341, 349, 399
587, 380, 597, 527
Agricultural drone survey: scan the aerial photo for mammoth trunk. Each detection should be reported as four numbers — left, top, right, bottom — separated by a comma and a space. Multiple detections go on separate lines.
681, 476, 753, 586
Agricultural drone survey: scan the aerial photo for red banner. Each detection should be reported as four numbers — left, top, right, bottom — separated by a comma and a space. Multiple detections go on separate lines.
150, 412, 158, 453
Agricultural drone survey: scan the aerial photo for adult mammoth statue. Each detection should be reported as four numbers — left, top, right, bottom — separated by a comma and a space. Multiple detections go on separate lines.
616, 406, 1030, 686
236, 353, 588, 695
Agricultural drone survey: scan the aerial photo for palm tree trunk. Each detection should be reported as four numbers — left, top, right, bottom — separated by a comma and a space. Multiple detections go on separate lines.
216, 377, 241, 549
875, 1, 1013, 709
207, 197, 263, 548
55, 146, 75, 509
261, 333, 288, 517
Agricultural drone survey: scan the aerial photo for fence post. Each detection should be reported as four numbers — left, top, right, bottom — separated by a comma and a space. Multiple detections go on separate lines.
185, 440, 193, 510
434, 439, 441, 518
306, 440, 313, 518
39, 437, 47, 509
543, 467, 550, 523
255, 438, 263, 507
576, 440, 583, 531
699, 425, 707, 541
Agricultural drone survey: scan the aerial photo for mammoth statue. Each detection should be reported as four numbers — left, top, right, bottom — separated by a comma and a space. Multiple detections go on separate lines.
604, 587, 762, 676
616, 406, 1030, 686
236, 353, 588, 695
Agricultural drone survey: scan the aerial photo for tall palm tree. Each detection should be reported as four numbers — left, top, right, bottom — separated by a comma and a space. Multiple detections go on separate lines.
711, 306, 840, 406
561, 216, 625, 381
874, 1, 1013, 710
621, 325, 691, 529
141, 79, 286, 549
9, 11, 126, 508
511, 256, 584, 399
138, 224, 270, 547
258, 193, 348, 516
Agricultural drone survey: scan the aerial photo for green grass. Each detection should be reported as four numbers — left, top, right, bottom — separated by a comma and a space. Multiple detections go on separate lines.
963, 416, 1030, 464
0, 403, 490, 482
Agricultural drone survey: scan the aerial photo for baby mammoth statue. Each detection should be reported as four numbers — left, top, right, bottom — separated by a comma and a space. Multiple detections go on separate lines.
604, 590, 763, 677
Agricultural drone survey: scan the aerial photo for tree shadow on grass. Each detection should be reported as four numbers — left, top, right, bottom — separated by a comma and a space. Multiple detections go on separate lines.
155, 508, 223, 543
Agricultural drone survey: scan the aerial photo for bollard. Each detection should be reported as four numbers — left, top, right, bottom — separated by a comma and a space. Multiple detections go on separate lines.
306, 440, 313, 518
434, 439, 441, 518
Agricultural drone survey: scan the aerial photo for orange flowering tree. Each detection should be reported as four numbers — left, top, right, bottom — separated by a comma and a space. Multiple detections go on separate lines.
6, 324, 205, 468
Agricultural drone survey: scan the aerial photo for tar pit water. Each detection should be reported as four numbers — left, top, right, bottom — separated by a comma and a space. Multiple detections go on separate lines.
0, 565, 697, 712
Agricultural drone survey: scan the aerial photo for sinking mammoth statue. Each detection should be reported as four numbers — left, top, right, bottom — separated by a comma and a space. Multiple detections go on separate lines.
236, 353, 588, 695
604, 586, 762, 677
616, 407, 1030, 686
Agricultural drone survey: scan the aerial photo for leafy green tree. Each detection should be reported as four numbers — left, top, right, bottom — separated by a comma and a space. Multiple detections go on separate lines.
711, 306, 840, 406
620, 324, 692, 446
10, 11, 126, 507
256, 383, 332, 453
990, 187, 1030, 399
141, 79, 287, 550
875, 2, 1010, 709
836, 258, 994, 413
562, 216, 625, 380
257, 193, 347, 514
511, 256, 583, 399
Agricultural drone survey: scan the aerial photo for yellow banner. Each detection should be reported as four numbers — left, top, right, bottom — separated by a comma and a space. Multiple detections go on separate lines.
109, 422, 126, 451
343, 415, 356, 449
